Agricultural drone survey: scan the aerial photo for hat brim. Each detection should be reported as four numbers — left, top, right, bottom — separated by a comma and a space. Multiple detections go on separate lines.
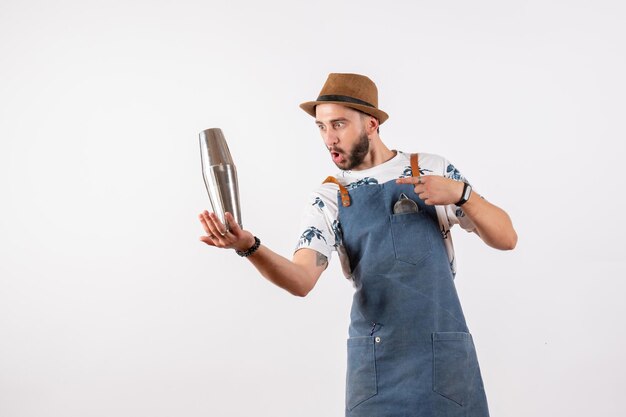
299, 101, 389, 125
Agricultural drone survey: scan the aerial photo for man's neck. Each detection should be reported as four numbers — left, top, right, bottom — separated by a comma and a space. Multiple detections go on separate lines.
352, 139, 396, 171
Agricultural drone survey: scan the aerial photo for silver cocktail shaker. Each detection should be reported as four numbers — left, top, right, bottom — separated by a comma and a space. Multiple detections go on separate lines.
199, 128, 242, 231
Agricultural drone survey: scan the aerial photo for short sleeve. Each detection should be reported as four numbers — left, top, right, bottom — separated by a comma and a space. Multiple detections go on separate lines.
294, 192, 337, 259
441, 159, 479, 233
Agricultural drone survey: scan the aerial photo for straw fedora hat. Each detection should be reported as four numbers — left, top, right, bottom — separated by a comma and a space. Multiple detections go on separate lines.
300, 73, 389, 124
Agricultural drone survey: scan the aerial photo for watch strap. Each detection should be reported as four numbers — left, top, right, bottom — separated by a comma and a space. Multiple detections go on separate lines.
456, 182, 472, 206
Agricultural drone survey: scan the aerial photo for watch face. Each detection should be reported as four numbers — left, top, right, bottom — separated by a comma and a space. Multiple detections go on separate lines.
463, 185, 472, 200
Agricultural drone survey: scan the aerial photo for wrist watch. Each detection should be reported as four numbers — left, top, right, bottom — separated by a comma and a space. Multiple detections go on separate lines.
456, 182, 472, 206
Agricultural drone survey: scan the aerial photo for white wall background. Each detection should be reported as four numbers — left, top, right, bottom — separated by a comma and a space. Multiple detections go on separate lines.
1, 0, 624, 416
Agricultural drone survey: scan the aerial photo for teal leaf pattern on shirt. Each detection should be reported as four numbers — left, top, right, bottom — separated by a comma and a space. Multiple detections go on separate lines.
346, 177, 378, 190
331, 220, 343, 247
312, 197, 325, 210
440, 224, 450, 240
299, 226, 327, 246
400, 165, 433, 178
445, 164, 467, 183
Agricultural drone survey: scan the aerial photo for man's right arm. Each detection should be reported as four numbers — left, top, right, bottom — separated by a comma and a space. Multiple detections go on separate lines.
199, 211, 327, 297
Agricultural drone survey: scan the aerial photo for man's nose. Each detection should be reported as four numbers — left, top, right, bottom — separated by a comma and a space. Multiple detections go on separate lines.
323, 131, 339, 148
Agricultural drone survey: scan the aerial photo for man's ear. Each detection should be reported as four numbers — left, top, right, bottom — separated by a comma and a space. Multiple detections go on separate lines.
368, 115, 380, 134
362, 114, 379, 134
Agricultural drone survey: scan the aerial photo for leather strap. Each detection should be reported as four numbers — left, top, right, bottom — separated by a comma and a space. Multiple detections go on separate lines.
316, 94, 375, 108
323, 176, 351, 207
410, 153, 420, 178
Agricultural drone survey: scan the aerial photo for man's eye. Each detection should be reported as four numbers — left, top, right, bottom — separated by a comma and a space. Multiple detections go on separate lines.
317, 125, 325, 130
334, 123, 343, 128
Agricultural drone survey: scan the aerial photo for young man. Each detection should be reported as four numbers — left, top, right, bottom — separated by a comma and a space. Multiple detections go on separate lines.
199, 73, 517, 416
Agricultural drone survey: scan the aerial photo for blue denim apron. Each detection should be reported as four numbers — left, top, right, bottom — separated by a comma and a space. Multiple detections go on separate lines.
326, 154, 490, 417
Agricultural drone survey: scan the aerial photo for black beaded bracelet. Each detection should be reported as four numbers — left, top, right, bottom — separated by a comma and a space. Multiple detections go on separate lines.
236, 236, 261, 257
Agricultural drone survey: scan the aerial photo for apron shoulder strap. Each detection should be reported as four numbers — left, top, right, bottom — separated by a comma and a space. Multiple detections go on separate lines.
410, 153, 421, 178
322, 176, 351, 207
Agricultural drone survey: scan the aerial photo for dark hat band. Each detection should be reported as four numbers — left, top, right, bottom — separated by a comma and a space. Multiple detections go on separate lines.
317, 94, 375, 108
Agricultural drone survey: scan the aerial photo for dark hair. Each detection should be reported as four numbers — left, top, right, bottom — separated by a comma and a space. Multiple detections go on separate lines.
355, 109, 381, 134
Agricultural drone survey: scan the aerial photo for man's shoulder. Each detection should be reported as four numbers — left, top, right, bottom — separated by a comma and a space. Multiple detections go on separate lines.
416, 152, 449, 175
417, 151, 446, 164
311, 182, 342, 194
392, 151, 449, 176
307, 182, 342, 206
395, 150, 449, 168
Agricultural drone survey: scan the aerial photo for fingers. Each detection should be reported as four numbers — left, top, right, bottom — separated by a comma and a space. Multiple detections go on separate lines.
396, 177, 419, 185
199, 211, 223, 235
225, 212, 242, 237
198, 211, 249, 250
199, 235, 216, 246
212, 212, 230, 237
198, 212, 218, 246
203, 211, 219, 237
394, 177, 432, 204
198, 211, 224, 242
198, 211, 213, 235
206, 213, 226, 239
209, 212, 240, 248
397, 175, 427, 184
396, 176, 426, 194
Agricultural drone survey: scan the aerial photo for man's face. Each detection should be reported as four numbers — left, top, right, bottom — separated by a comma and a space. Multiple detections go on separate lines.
315, 103, 370, 170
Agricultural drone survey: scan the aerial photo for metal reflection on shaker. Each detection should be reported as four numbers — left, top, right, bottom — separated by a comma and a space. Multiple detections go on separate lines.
199, 128, 242, 232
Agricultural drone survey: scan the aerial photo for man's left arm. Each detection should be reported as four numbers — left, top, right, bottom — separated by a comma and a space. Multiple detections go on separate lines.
396, 176, 518, 250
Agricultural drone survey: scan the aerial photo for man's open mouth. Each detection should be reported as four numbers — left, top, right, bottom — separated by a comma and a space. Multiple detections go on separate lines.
331, 151, 344, 163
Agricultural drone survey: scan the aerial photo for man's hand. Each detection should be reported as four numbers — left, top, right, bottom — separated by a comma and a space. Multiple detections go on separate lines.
397, 175, 517, 250
198, 210, 326, 296
395, 175, 464, 206
198, 211, 256, 252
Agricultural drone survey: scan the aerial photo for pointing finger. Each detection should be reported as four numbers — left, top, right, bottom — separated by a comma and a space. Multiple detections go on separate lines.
396, 177, 424, 185
396, 177, 417, 184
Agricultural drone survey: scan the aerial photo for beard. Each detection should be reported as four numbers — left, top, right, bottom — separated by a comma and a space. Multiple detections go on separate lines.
333, 130, 370, 170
